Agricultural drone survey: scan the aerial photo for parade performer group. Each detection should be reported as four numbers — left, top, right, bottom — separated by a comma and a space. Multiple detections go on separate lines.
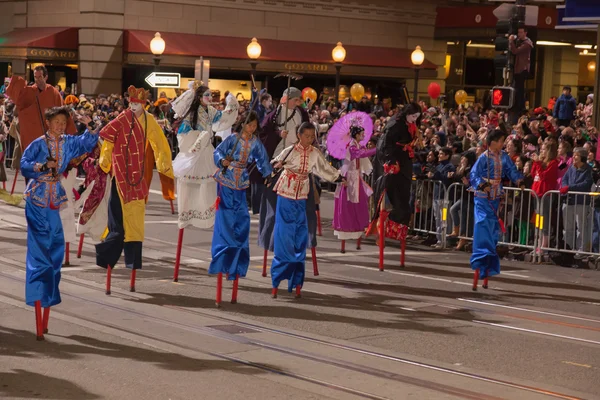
469, 129, 522, 290
21, 106, 99, 340
95, 86, 174, 294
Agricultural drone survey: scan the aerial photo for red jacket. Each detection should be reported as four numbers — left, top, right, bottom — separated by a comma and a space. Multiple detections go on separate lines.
531, 159, 558, 196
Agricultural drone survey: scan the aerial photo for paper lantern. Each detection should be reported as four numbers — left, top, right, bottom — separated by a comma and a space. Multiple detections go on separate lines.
302, 87, 317, 104
455, 90, 467, 105
350, 83, 365, 102
427, 82, 441, 99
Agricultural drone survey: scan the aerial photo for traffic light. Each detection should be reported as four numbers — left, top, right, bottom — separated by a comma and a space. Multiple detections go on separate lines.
491, 86, 514, 109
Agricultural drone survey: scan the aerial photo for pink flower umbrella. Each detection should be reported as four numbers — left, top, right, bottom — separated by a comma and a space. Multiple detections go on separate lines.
326, 111, 374, 160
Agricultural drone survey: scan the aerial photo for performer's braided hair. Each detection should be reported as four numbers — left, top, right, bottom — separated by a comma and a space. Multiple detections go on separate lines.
187, 85, 210, 129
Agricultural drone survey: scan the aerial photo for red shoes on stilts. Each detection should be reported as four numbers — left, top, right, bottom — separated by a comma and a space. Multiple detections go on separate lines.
105, 266, 112, 295
311, 247, 319, 276
130, 270, 136, 292
77, 234, 85, 258
215, 273, 240, 308
271, 286, 301, 299
64, 243, 70, 266
173, 228, 184, 282
42, 307, 50, 334
169, 199, 175, 214
34, 301, 44, 341
472, 269, 489, 291
262, 249, 268, 277
341, 240, 346, 254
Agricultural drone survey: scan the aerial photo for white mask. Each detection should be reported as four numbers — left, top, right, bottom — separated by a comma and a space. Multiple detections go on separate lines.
130, 102, 142, 113
202, 90, 211, 106
406, 113, 420, 123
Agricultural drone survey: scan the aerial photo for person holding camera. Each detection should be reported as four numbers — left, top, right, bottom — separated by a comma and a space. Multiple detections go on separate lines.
509, 27, 533, 118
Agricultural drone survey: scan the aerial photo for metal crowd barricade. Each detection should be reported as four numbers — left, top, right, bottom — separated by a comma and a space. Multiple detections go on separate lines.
443, 184, 539, 258
537, 190, 598, 264
412, 179, 448, 248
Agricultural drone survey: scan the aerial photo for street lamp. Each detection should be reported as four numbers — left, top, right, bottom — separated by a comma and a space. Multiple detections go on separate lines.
332, 42, 346, 106
150, 32, 165, 102
247, 37, 261, 75
588, 61, 596, 72
411, 45, 424, 102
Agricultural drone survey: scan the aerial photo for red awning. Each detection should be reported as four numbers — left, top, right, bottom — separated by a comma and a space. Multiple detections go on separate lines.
0, 27, 78, 49
125, 30, 437, 70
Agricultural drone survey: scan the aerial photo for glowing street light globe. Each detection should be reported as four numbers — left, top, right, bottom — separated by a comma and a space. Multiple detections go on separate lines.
150, 32, 165, 56
247, 37, 262, 60
411, 45, 425, 66
332, 42, 346, 63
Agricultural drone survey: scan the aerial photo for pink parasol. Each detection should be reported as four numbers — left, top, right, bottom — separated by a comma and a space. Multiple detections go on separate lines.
326, 111, 374, 160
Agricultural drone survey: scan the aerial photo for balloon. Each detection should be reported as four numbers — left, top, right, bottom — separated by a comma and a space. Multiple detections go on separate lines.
455, 90, 467, 105
427, 82, 441, 99
338, 85, 349, 101
350, 83, 365, 102
302, 87, 317, 105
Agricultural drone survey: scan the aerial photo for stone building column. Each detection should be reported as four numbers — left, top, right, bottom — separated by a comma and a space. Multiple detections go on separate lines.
78, 0, 125, 95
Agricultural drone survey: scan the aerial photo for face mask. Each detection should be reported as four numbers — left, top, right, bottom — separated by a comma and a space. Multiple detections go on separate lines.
202, 90, 211, 106
130, 103, 142, 113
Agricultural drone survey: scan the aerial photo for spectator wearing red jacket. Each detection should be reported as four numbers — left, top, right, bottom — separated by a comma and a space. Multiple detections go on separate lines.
531, 141, 558, 250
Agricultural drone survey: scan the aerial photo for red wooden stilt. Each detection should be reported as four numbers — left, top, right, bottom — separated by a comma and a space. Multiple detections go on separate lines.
173, 228, 184, 282
295, 285, 302, 298
105, 265, 112, 295
231, 275, 239, 304
341, 240, 346, 254
2, 181, 5, 190
378, 215, 386, 272
483, 277, 489, 289
42, 307, 50, 334
356, 237, 362, 250
170, 199, 175, 214
77, 234, 85, 258
262, 249, 268, 277
271, 287, 278, 299
472, 269, 479, 291
311, 247, 319, 276
130, 269, 136, 292
34, 301, 44, 341
400, 239, 406, 268
216, 272, 223, 307
64, 243, 70, 266
316, 210, 322, 236
9, 170, 18, 196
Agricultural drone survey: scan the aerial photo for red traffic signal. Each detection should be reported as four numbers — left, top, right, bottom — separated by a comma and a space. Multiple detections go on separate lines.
491, 86, 514, 109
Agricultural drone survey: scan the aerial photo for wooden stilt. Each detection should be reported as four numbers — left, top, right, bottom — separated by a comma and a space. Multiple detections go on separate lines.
130, 269, 136, 292
262, 249, 268, 277
34, 301, 44, 341
231, 275, 239, 304
483, 277, 489, 289
173, 228, 184, 282
64, 243, 70, 266
341, 240, 346, 254
472, 269, 479, 291
42, 307, 50, 334
9, 170, 18, 196
311, 247, 319, 276
316, 210, 322, 236
170, 199, 175, 215
77, 234, 85, 258
400, 239, 406, 268
2, 181, 5, 190
295, 285, 302, 298
378, 216, 386, 272
271, 287, 278, 299
105, 266, 112, 295
216, 273, 223, 307
356, 237, 362, 250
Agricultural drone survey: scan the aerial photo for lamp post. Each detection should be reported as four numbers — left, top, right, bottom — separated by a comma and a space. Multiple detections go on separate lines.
150, 32, 166, 102
247, 37, 261, 76
411, 45, 424, 102
332, 42, 346, 106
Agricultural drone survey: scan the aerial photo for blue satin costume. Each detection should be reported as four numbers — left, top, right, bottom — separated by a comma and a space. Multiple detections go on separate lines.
21, 131, 99, 307
209, 134, 272, 280
469, 150, 522, 279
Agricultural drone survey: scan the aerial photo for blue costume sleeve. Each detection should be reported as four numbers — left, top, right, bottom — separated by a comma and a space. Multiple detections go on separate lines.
502, 152, 523, 184
470, 154, 486, 190
20, 139, 44, 180
212, 110, 223, 124
214, 134, 234, 167
249, 139, 273, 178
178, 120, 192, 135
63, 130, 99, 165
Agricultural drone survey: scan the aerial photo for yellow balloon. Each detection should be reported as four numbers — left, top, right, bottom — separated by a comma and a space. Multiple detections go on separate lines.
455, 90, 467, 105
338, 85, 349, 101
350, 83, 365, 102
302, 87, 317, 104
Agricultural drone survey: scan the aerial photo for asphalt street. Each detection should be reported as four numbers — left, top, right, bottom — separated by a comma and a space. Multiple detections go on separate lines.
1, 169, 599, 400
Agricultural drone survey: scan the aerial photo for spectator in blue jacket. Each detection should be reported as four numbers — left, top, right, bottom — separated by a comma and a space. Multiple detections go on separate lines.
561, 147, 593, 253
553, 86, 577, 128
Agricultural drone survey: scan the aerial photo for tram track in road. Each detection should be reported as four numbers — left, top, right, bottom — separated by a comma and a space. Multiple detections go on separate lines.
0, 265, 589, 400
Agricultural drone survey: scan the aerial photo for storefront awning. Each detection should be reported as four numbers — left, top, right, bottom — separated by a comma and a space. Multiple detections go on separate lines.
0, 27, 78, 49
124, 30, 437, 70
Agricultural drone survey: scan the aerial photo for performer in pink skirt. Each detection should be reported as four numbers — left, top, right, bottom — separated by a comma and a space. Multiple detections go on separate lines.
332, 125, 376, 252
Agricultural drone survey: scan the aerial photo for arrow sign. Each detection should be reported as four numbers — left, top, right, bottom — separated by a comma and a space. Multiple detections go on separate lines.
145, 72, 181, 88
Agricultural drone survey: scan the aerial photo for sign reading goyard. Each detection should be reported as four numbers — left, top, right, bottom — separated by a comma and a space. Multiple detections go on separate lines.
145, 72, 181, 88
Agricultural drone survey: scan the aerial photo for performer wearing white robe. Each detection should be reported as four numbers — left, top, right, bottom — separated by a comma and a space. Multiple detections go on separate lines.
171, 82, 239, 229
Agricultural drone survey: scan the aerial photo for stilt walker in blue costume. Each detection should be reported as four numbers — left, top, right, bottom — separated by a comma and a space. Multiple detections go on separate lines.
210, 111, 272, 307
469, 129, 522, 290
270, 122, 344, 299
21, 106, 99, 340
